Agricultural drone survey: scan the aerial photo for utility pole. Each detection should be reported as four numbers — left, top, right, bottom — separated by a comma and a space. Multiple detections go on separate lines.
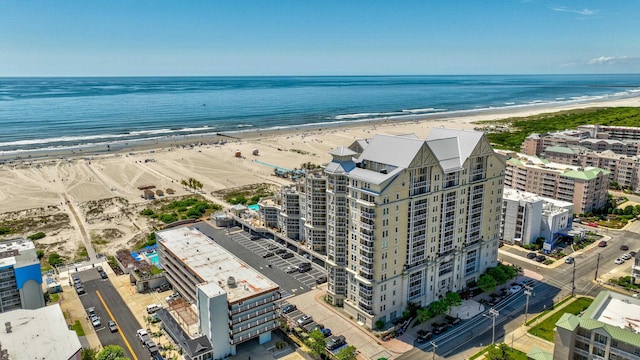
431, 341, 438, 360
571, 260, 577, 297
483, 308, 499, 345
524, 285, 533, 324
594, 253, 601, 281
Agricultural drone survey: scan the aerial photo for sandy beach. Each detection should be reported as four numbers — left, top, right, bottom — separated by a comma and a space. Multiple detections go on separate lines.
1, 96, 639, 259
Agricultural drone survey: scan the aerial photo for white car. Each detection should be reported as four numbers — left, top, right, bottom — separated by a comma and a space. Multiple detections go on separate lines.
615, 258, 625, 265
622, 253, 632, 260
508, 285, 522, 294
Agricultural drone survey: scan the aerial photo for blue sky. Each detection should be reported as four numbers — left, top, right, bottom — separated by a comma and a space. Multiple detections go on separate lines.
1, 0, 639, 76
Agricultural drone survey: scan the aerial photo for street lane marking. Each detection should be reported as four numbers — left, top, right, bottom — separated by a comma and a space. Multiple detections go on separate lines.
96, 290, 138, 360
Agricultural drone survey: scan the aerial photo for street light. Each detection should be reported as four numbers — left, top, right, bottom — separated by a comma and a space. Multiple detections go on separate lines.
571, 260, 577, 297
524, 286, 533, 324
594, 253, 602, 281
483, 308, 499, 345
431, 341, 438, 360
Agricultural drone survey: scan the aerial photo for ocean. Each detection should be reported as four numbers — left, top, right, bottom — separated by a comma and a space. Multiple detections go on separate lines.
1, 75, 640, 157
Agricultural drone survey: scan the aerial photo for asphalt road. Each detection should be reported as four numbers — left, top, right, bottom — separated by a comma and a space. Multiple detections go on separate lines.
76, 268, 151, 360
191, 222, 326, 299
398, 281, 559, 359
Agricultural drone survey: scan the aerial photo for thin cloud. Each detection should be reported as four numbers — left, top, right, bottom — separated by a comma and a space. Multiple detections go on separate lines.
552, 6, 596, 15
588, 56, 640, 65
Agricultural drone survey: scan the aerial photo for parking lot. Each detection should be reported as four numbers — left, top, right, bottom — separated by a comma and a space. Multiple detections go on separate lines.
193, 222, 327, 298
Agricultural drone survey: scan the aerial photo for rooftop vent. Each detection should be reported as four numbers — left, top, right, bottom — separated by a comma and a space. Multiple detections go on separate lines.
227, 276, 236, 287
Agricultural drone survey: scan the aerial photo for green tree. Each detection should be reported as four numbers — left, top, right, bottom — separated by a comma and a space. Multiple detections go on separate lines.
96, 345, 128, 360
478, 273, 497, 293
36, 249, 45, 260
375, 319, 385, 330
416, 307, 432, 329
429, 299, 448, 317
335, 345, 357, 360
81, 348, 98, 360
487, 266, 509, 285
305, 329, 327, 356
444, 291, 462, 314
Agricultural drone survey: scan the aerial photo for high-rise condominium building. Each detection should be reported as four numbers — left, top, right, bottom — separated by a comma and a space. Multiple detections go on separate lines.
0, 238, 45, 313
267, 129, 505, 329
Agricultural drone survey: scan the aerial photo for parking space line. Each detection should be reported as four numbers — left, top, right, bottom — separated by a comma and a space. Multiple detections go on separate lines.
96, 290, 138, 360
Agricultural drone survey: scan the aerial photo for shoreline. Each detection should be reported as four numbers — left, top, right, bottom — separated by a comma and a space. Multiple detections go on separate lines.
2, 95, 640, 164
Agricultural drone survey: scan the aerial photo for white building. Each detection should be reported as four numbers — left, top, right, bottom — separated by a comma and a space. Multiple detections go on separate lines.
157, 227, 280, 359
501, 188, 573, 247
0, 303, 82, 360
263, 129, 505, 328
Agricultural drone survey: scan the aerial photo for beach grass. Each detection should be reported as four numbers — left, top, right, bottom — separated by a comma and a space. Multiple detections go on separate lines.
482, 107, 640, 151
71, 320, 85, 337
528, 297, 593, 342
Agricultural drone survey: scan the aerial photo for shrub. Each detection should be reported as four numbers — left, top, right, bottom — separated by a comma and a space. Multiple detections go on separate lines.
0, 227, 11, 235
140, 208, 155, 216
27, 232, 46, 240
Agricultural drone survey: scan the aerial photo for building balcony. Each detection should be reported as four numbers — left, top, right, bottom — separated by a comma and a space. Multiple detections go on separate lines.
358, 220, 375, 231
0, 272, 14, 280
230, 304, 278, 325
231, 313, 278, 334
230, 293, 281, 315
360, 210, 375, 220
609, 346, 640, 360
230, 321, 278, 345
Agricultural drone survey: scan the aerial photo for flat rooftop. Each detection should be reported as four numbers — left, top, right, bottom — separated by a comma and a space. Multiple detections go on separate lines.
0, 304, 82, 359
157, 226, 279, 303
0, 237, 37, 268
593, 294, 640, 333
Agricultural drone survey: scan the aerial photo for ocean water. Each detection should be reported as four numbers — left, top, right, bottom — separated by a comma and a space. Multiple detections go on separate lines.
1, 75, 640, 156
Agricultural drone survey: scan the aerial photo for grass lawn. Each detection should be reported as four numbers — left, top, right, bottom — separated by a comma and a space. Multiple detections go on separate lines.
72, 320, 85, 337
528, 297, 593, 342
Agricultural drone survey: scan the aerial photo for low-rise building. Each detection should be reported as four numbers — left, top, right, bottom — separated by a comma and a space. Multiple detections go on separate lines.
554, 291, 640, 360
156, 227, 280, 359
501, 188, 573, 247
0, 303, 82, 359
0, 238, 45, 313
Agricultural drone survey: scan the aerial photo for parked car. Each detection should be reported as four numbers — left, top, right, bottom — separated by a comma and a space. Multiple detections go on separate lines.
615, 258, 625, 265
416, 331, 433, 344
90, 314, 101, 327
297, 315, 313, 326
99, 271, 108, 279
630, 251, 637, 257
285, 265, 299, 274
108, 320, 118, 332
598, 241, 607, 247
86, 307, 96, 317
620, 245, 629, 251
298, 262, 312, 272
72, 275, 81, 284
96, 265, 103, 272
326, 335, 346, 350
508, 285, 522, 294
316, 276, 328, 284
321, 328, 332, 337
432, 322, 448, 334
281, 304, 297, 314
267, 244, 278, 250
250, 235, 260, 241
275, 248, 287, 254
445, 315, 461, 326
535, 255, 546, 262
526, 252, 537, 259
262, 252, 275, 258
564, 257, 574, 264
281, 252, 294, 259
622, 253, 632, 260
157, 282, 172, 292
146, 304, 163, 314
166, 292, 181, 303
76, 285, 85, 295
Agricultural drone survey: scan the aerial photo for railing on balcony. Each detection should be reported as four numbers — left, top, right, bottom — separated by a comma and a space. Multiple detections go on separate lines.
230, 321, 278, 344
230, 294, 281, 315
231, 313, 278, 334
230, 304, 278, 324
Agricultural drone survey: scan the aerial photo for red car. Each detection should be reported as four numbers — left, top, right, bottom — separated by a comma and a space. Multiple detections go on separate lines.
598, 241, 607, 247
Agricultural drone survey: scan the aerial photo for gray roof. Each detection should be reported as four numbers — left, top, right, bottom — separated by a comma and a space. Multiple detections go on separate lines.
427, 137, 463, 171
356, 134, 425, 169
329, 146, 356, 157
427, 128, 484, 163
348, 166, 401, 185
324, 160, 355, 175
